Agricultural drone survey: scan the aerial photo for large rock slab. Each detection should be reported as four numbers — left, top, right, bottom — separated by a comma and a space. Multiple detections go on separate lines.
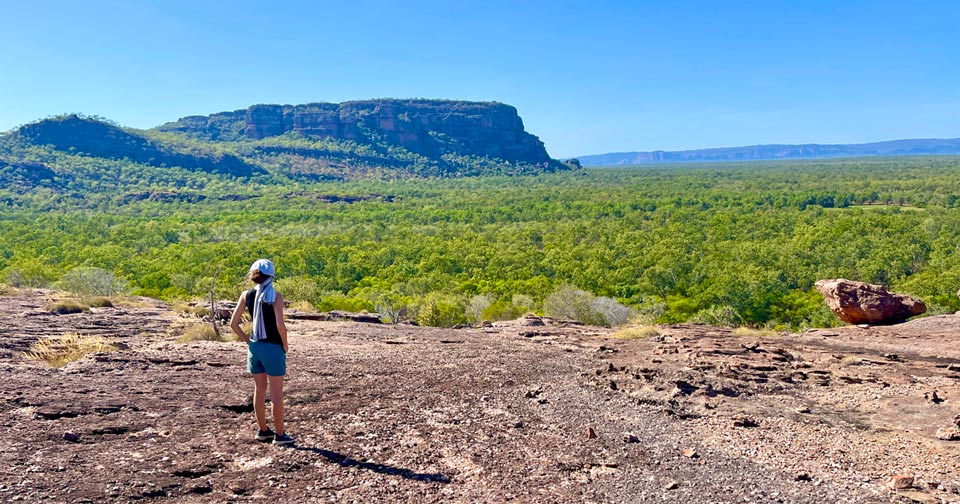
815, 278, 926, 325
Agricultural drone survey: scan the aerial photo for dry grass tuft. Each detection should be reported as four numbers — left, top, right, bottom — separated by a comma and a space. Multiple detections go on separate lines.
176, 323, 223, 343
111, 296, 155, 308
732, 327, 778, 338
612, 324, 660, 340
24, 333, 117, 368
840, 356, 864, 366
289, 300, 317, 313
46, 299, 90, 314
173, 303, 211, 318
85, 297, 114, 308
219, 321, 252, 343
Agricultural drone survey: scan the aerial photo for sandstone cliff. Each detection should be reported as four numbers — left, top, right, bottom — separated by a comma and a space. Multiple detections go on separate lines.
157, 99, 554, 166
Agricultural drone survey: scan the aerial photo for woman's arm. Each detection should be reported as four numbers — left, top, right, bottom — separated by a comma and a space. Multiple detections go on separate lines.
229, 293, 249, 343
274, 293, 288, 353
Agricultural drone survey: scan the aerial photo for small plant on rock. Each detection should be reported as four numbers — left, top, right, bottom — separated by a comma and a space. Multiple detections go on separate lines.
24, 333, 117, 368
732, 327, 778, 338
85, 297, 114, 308
612, 324, 660, 340
46, 299, 90, 314
176, 323, 223, 343
173, 303, 211, 318
289, 300, 317, 313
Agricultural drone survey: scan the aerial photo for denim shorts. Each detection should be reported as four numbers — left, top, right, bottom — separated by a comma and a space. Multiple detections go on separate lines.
247, 341, 286, 376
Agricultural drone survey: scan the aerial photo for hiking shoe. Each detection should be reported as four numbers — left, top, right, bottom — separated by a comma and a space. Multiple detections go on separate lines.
255, 429, 275, 442
273, 433, 294, 446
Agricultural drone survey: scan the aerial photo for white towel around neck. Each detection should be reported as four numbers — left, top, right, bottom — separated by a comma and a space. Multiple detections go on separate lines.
250, 276, 276, 342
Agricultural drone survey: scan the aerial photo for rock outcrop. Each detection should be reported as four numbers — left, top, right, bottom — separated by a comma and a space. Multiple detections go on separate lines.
814, 278, 926, 325
158, 99, 554, 166
15, 115, 265, 177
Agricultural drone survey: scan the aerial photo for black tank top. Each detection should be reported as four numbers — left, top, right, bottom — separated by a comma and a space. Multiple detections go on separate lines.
245, 289, 284, 346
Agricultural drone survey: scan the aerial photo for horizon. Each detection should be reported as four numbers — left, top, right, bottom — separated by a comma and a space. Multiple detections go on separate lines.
2, 1, 958, 159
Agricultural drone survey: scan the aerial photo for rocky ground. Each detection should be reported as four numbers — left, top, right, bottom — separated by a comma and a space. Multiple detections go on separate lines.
2, 289, 959, 503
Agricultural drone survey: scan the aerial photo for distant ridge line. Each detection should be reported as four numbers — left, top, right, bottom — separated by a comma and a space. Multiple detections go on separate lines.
576, 138, 960, 165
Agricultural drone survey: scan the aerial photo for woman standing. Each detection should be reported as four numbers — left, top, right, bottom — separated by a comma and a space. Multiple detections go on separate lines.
229, 259, 293, 446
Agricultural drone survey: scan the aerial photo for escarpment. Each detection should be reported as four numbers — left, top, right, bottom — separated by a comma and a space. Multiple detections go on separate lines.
158, 99, 554, 166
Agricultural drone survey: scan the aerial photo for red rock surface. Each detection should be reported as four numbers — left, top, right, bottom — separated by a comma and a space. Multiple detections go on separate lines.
2, 290, 960, 502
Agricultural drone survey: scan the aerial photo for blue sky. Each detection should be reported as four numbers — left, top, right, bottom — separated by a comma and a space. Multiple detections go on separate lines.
1, 1, 958, 158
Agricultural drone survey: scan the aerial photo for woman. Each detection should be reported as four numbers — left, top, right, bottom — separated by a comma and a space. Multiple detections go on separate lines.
229, 259, 293, 446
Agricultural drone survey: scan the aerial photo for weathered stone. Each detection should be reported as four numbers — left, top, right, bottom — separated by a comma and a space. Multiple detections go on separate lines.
815, 279, 926, 325
886, 474, 915, 490
623, 433, 640, 443
887, 474, 914, 490
731, 416, 758, 428
519, 315, 545, 327
935, 427, 960, 441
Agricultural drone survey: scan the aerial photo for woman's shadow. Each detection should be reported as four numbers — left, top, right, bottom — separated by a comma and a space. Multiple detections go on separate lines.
293, 445, 451, 483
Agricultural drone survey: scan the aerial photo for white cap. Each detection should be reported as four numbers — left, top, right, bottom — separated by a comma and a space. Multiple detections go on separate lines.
249, 259, 275, 277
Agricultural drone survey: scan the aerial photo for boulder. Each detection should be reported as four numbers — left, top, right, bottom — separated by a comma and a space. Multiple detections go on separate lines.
814, 279, 925, 325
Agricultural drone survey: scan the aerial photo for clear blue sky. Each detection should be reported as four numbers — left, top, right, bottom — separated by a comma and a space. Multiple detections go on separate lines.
1, 1, 958, 158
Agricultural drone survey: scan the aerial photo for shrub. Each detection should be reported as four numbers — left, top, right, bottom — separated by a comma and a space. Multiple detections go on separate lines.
634, 298, 666, 324
466, 294, 492, 322
543, 284, 598, 323
3, 260, 56, 288
169, 273, 198, 296
47, 300, 90, 314
176, 323, 222, 343
415, 292, 468, 328
482, 299, 526, 321
592, 296, 637, 326
317, 291, 375, 313
372, 291, 412, 324
278, 276, 319, 304
689, 305, 741, 327
511, 294, 535, 312
543, 285, 635, 327
24, 333, 117, 367
56, 267, 128, 296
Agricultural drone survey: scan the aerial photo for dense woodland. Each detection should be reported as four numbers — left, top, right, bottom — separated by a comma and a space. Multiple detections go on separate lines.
3, 122, 960, 329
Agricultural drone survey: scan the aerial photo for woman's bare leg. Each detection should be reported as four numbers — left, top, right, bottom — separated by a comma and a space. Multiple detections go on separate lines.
268, 375, 285, 435
253, 373, 268, 431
